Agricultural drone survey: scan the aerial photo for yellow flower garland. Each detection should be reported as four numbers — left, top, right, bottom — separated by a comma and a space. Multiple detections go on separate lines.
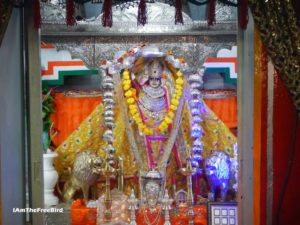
122, 69, 184, 135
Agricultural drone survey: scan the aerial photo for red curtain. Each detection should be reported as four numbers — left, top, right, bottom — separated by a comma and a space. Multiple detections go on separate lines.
272, 73, 300, 225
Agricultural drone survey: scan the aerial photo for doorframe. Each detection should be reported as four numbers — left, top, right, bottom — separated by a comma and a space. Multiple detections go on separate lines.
25, 0, 44, 224
25, 6, 255, 225
237, 11, 255, 225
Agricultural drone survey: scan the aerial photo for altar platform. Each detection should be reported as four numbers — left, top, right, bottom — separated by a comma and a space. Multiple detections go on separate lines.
69, 199, 207, 225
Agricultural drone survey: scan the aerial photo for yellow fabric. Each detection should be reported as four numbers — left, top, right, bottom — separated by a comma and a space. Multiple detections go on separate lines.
54, 104, 137, 176
54, 99, 236, 176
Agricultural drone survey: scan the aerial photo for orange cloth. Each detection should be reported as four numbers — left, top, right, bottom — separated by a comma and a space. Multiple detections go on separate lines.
136, 205, 207, 225
204, 95, 237, 129
71, 200, 207, 225
50, 92, 102, 147
71, 199, 97, 225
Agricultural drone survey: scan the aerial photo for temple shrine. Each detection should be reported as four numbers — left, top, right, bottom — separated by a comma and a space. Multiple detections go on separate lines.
0, 1, 300, 225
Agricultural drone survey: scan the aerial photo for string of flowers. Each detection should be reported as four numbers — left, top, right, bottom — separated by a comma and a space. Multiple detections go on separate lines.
122, 68, 184, 135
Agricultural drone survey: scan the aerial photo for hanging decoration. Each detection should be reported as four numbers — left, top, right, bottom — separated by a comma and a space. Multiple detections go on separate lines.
207, 0, 216, 26
248, 0, 300, 115
66, 0, 76, 26
239, 0, 248, 29
102, 0, 113, 27
188, 68, 205, 169
137, 0, 147, 26
37, 0, 247, 29
33, 0, 41, 29
175, 0, 184, 24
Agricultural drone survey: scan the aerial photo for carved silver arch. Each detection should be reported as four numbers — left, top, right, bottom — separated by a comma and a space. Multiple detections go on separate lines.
42, 36, 236, 71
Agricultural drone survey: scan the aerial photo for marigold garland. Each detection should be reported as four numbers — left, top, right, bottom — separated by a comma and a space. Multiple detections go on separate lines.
122, 69, 184, 135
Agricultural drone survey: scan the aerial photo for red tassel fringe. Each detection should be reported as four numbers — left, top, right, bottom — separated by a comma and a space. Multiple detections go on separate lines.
102, 0, 112, 27
66, 0, 76, 26
175, 0, 183, 24
239, 0, 249, 29
207, 0, 216, 26
33, 0, 41, 29
137, 0, 147, 26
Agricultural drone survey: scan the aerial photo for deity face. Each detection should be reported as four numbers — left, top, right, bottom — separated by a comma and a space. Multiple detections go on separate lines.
145, 180, 161, 208
149, 77, 161, 88
147, 59, 164, 88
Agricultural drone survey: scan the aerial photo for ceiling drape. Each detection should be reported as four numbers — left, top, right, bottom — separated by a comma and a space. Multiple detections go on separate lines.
248, 0, 300, 115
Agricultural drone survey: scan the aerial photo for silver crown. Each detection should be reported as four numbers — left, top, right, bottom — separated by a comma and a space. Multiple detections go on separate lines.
142, 169, 162, 181
139, 46, 166, 58
148, 60, 164, 79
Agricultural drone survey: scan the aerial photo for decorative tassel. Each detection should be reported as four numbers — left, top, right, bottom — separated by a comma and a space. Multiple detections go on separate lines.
239, 0, 249, 29
207, 0, 216, 26
175, 0, 183, 24
102, 0, 112, 27
137, 0, 147, 26
33, 0, 41, 29
66, 0, 76, 26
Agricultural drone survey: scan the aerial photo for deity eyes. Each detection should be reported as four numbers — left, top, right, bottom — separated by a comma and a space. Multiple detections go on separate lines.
149, 78, 161, 82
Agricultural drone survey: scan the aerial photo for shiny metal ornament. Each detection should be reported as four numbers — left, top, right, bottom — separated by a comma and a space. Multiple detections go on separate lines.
190, 89, 201, 96
188, 74, 202, 83
123, 57, 134, 68
104, 92, 114, 98
105, 104, 115, 110
105, 122, 115, 129
191, 125, 203, 139
191, 160, 199, 168
173, 60, 181, 69
191, 108, 200, 115
192, 154, 203, 161
103, 130, 114, 143
189, 99, 201, 108
102, 76, 114, 83
104, 116, 114, 122
108, 147, 116, 154
108, 153, 115, 160
180, 63, 189, 72
108, 65, 119, 75
190, 82, 201, 89
193, 138, 203, 147
104, 110, 114, 117
192, 146, 203, 153
103, 98, 115, 104
102, 82, 114, 90
192, 115, 202, 123
105, 144, 115, 153
128, 189, 138, 225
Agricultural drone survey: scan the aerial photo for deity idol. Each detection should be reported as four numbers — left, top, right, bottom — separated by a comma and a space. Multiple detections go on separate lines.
121, 47, 186, 179
54, 45, 237, 201
142, 170, 163, 209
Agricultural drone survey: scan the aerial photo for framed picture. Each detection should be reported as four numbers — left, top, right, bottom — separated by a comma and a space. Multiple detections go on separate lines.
208, 202, 238, 225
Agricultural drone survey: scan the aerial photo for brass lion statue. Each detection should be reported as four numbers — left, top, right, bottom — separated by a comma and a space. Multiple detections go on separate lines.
60, 150, 103, 203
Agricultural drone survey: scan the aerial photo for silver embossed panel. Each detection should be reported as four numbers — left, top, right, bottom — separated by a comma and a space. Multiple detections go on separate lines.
42, 35, 236, 71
